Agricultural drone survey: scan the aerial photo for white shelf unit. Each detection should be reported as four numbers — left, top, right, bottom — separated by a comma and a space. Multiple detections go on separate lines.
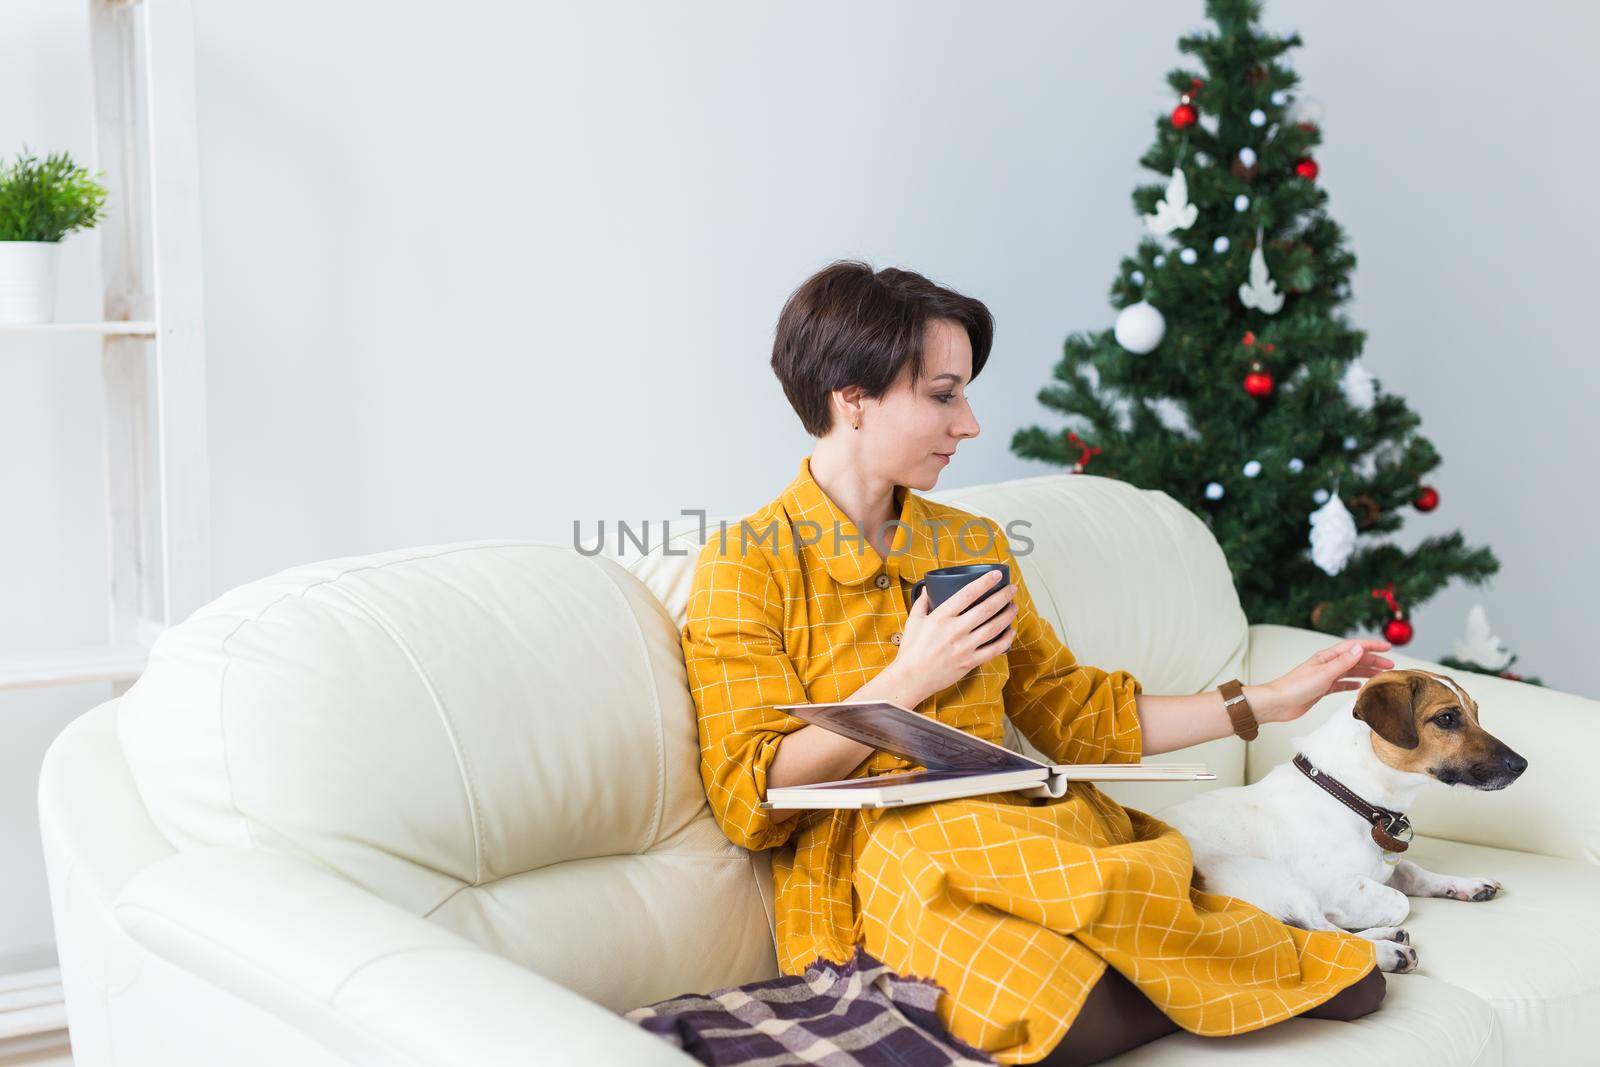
1, 0, 209, 699
1, 0, 210, 1055
0, 967, 67, 1047
0, 320, 155, 337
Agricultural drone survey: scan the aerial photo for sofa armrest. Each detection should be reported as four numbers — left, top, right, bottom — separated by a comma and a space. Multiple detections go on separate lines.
113, 848, 693, 1067
1246, 623, 1600, 864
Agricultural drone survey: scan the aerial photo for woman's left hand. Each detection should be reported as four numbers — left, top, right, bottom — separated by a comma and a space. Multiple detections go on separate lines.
1252, 639, 1396, 725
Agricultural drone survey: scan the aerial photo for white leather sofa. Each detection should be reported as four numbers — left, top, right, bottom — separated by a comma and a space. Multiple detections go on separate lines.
37, 472, 1599, 1066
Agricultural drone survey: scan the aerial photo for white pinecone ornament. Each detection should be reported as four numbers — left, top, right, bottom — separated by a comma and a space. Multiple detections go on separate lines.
1309, 493, 1357, 576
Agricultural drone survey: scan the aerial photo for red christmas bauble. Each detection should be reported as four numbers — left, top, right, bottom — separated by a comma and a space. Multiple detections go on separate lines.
1241, 330, 1256, 346
1384, 617, 1414, 645
1414, 486, 1440, 512
1295, 157, 1320, 180
1243, 369, 1275, 397
1171, 103, 1198, 129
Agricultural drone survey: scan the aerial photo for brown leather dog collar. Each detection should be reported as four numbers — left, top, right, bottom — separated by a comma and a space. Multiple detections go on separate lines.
1293, 753, 1414, 853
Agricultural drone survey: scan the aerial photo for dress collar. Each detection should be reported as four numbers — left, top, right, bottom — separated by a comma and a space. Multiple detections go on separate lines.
778, 455, 936, 587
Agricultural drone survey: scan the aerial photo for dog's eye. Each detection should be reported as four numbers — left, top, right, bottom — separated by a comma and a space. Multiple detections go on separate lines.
1434, 710, 1460, 729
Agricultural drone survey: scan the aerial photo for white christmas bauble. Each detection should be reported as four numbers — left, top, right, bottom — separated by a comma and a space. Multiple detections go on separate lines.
1249, 108, 1267, 127
1204, 481, 1225, 501
1194, 151, 1210, 166
1179, 248, 1198, 265
1343, 435, 1359, 450
1153, 254, 1167, 268
1243, 460, 1262, 477
1238, 146, 1258, 166
1270, 89, 1290, 106
1234, 194, 1250, 211
1213, 236, 1230, 253
1113, 300, 1166, 354
1130, 270, 1145, 285
1287, 457, 1305, 473
1313, 487, 1330, 504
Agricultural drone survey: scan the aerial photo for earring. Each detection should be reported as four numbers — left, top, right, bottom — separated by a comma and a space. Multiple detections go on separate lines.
852, 419, 860, 430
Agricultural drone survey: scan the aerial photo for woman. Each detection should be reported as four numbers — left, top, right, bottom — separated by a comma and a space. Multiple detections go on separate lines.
681, 261, 1392, 1066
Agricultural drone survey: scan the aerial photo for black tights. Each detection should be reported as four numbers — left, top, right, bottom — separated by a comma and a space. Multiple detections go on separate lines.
1032, 963, 1387, 1067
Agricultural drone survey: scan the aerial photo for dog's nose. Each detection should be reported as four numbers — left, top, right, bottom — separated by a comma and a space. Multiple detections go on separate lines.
1504, 752, 1528, 777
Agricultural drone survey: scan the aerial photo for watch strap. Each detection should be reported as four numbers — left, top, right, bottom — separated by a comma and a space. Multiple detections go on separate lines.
1219, 678, 1259, 741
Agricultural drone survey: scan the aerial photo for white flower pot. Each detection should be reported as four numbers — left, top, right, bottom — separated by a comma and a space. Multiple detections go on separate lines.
0, 241, 63, 324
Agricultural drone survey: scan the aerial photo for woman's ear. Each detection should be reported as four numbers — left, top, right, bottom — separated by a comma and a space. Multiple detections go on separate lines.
1352, 673, 1421, 750
832, 386, 866, 431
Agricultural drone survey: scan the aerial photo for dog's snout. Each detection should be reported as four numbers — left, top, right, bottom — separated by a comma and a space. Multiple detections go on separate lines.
1465, 746, 1529, 790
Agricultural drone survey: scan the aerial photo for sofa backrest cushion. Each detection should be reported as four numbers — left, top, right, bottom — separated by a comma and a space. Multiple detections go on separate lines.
117, 541, 779, 1012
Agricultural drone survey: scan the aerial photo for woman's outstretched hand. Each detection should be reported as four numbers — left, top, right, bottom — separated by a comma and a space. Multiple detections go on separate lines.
1257, 639, 1396, 724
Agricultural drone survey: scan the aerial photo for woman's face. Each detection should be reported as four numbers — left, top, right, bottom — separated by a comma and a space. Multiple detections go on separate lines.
851, 317, 981, 491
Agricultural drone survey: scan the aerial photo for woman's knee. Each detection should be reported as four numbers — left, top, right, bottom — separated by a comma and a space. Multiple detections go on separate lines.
1303, 966, 1387, 1021
1034, 966, 1178, 1066
1348, 966, 1388, 1017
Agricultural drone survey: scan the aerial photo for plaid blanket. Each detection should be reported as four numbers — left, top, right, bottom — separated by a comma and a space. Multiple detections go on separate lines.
624, 945, 997, 1066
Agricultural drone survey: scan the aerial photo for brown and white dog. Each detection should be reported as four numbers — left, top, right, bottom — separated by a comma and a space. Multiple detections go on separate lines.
1157, 668, 1528, 973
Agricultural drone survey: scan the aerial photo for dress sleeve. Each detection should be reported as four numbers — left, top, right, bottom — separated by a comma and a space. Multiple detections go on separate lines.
680, 535, 811, 851
992, 521, 1145, 765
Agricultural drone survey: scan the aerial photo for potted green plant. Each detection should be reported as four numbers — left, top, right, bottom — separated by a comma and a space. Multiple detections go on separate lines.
0, 148, 109, 324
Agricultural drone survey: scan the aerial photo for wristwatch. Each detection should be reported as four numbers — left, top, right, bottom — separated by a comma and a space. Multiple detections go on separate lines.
1218, 678, 1259, 741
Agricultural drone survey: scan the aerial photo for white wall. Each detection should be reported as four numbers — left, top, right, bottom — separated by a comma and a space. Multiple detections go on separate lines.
3, 0, 1595, 971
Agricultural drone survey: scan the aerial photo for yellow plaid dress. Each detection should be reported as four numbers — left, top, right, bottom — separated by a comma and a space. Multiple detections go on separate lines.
681, 456, 1376, 1064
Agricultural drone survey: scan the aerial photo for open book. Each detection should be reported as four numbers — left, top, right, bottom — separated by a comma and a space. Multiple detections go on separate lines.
759, 699, 1214, 810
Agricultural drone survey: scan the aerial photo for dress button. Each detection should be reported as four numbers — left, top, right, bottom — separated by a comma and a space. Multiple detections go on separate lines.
889, 632, 902, 646
875, 573, 891, 589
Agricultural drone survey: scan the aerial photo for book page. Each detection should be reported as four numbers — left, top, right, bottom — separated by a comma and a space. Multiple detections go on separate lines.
776, 768, 1012, 792
776, 700, 1041, 772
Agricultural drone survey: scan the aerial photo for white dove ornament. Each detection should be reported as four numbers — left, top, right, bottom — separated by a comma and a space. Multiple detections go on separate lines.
1453, 604, 1514, 672
1340, 359, 1377, 411
1238, 241, 1285, 314
1144, 167, 1198, 236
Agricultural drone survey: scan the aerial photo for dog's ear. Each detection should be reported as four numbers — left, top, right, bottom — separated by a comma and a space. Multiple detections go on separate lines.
1352, 674, 1422, 750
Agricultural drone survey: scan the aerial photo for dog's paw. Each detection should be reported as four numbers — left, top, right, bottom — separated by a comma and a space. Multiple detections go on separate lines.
1375, 940, 1418, 974
1450, 878, 1503, 902
1355, 925, 1409, 945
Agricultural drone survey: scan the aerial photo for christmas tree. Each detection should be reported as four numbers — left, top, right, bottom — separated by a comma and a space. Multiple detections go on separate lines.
1012, 0, 1499, 651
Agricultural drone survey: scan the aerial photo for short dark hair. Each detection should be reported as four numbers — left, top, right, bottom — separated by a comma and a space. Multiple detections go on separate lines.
770, 260, 994, 437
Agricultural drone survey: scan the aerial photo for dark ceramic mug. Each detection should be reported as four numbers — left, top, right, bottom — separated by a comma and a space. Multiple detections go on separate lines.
910, 563, 1010, 611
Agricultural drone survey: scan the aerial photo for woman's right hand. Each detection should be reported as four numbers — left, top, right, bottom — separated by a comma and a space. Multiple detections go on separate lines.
892, 571, 1018, 705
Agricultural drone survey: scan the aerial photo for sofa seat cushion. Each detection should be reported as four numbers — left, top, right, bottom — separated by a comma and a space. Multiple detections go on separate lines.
1387, 834, 1600, 1065
1105, 969, 1498, 1065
